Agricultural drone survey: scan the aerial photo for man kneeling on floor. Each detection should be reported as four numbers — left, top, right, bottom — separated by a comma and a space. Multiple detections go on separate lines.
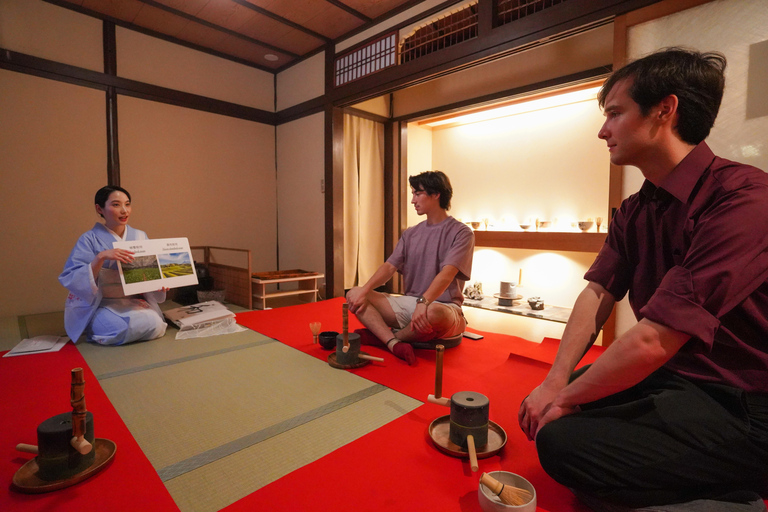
345, 170, 474, 365
518, 47, 768, 512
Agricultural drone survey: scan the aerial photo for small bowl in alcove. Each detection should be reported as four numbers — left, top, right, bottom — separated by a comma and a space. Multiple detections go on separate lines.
518, 224, 531, 231
578, 221, 594, 232
470, 222, 481, 230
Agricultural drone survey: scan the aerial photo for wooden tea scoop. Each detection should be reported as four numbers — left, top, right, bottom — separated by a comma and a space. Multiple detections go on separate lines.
70, 367, 92, 455
427, 345, 450, 406
467, 434, 479, 472
480, 472, 533, 506
342, 303, 350, 353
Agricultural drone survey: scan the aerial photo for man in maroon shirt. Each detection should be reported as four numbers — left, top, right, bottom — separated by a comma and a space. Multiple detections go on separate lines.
519, 48, 768, 510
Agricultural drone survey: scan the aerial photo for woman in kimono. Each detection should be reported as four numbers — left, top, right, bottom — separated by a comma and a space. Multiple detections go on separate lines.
59, 186, 167, 345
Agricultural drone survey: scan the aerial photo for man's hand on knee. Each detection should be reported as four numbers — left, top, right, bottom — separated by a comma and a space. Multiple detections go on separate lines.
345, 287, 369, 314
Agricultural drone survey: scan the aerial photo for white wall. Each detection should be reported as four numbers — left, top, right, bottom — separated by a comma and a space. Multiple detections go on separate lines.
276, 113, 327, 294
0, 0, 103, 71
0, 70, 106, 316
117, 27, 275, 112
276, 52, 325, 111
118, 96, 277, 273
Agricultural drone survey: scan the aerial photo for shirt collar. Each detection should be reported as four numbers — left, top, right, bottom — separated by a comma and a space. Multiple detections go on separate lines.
657, 142, 716, 204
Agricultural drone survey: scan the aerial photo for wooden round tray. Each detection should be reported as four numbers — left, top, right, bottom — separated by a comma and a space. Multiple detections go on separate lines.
12, 438, 116, 494
327, 351, 372, 369
427, 415, 507, 459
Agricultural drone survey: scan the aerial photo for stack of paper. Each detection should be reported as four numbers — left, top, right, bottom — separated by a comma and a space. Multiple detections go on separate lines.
3, 336, 68, 357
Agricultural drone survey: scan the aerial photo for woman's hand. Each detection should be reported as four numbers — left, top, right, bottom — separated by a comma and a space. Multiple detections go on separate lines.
98, 248, 135, 264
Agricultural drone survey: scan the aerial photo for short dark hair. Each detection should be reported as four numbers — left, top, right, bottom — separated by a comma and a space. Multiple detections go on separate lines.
409, 171, 453, 210
95, 185, 131, 209
598, 47, 726, 145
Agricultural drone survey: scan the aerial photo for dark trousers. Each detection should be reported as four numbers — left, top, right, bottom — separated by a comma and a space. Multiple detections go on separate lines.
536, 367, 768, 508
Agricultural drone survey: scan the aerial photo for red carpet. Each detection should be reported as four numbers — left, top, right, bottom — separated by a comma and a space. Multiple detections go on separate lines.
233, 298, 603, 511
0, 342, 179, 512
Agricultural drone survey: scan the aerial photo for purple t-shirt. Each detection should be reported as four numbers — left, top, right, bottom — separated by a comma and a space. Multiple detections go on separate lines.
586, 142, 768, 392
386, 216, 474, 306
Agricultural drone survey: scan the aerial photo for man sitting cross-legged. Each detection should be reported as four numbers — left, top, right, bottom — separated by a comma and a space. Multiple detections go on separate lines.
345, 170, 474, 365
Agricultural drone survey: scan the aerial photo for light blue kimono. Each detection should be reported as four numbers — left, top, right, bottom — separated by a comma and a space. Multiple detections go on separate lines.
59, 223, 166, 345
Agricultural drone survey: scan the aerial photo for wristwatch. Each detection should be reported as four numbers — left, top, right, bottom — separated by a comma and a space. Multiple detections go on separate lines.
416, 296, 430, 306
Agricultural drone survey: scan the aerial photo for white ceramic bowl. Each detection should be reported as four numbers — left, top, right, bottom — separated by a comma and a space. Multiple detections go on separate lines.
478, 471, 537, 512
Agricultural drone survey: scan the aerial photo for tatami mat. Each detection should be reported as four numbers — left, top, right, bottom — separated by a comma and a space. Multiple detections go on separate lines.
164, 389, 419, 512
78, 326, 273, 379
79, 324, 422, 512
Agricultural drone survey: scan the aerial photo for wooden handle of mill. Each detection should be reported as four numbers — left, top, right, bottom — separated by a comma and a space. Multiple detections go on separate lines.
480, 472, 504, 495
467, 434, 479, 472
357, 353, 384, 362
70, 367, 93, 455
434, 344, 445, 399
342, 303, 349, 352
16, 443, 39, 454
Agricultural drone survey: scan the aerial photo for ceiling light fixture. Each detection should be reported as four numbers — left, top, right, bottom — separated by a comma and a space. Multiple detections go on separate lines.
264, 54, 279, 62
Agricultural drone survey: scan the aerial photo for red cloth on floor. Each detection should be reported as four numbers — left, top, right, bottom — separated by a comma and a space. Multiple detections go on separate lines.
232, 298, 602, 511
0, 342, 179, 512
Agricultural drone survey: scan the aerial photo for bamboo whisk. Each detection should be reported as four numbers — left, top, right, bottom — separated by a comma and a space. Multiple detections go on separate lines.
309, 322, 321, 344
480, 472, 533, 506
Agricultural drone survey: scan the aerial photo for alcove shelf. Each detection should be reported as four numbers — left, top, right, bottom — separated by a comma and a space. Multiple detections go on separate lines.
473, 231, 606, 253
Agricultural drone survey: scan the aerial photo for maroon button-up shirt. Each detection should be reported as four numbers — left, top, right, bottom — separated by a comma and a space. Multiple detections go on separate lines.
586, 142, 768, 392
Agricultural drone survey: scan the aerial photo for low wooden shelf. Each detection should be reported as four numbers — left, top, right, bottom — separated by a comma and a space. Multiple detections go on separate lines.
251, 270, 324, 310
473, 230, 606, 253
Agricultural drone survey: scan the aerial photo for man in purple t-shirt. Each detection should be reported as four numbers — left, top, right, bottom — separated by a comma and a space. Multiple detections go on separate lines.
346, 171, 474, 365
519, 48, 768, 510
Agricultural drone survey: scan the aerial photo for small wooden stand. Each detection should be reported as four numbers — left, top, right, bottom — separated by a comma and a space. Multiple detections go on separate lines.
251, 269, 324, 310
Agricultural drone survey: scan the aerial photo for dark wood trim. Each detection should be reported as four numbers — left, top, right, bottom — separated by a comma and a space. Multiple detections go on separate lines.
477, 0, 494, 35
325, 0, 371, 22
333, 0, 459, 50
0, 48, 277, 125
104, 22, 120, 186
276, 96, 326, 125
393, 66, 611, 123
134, 0, 300, 59
328, 0, 659, 106
384, 119, 395, 265
474, 231, 607, 253
342, 107, 389, 124
325, 106, 345, 298
42, 0, 279, 72
231, 0, 331, 43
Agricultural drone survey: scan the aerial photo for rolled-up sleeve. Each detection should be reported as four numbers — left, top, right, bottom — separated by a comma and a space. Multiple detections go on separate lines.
640, 266, 720, 347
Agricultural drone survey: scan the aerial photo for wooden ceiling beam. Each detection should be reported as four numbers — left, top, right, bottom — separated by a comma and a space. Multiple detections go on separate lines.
324, 0, 372, 22
230, 0, 333, 43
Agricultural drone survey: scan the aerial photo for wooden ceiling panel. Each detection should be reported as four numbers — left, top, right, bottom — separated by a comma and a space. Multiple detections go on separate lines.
176, 19, 230, 49
80, 0, 144, 23
151, 0, 210, 17
213, 34, 289, 68
303, 8, 364, 40
346, 0, 416, 20
131, 4, 191, 38
194, 1, 259, 32
237, 13, 323, 55
51, 0, 432, 71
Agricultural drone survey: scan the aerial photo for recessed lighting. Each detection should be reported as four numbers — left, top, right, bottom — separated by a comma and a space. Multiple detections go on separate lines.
264, 54, 279, 62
